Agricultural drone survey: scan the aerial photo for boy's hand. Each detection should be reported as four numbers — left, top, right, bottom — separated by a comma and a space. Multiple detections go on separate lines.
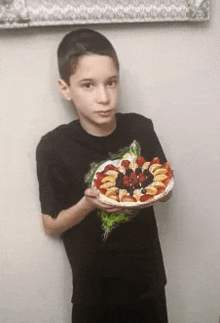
84, 188, 129, 214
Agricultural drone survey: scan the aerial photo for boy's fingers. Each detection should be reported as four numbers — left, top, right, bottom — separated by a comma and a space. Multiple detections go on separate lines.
85, 187, 98, 198
85, 189, 134, 214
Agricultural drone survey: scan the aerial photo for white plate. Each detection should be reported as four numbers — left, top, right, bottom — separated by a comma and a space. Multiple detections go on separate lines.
92, 159, 174, 209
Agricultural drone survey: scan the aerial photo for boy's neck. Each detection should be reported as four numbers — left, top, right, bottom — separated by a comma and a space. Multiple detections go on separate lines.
79, 117, 117, 137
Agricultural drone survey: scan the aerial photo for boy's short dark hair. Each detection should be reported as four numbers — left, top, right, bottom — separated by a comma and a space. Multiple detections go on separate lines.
57, 28, 119, 85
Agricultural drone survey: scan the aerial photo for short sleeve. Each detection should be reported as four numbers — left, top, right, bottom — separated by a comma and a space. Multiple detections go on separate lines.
148, 119, 167, 163
36, 140, 72, 218
138, 115, 167, 164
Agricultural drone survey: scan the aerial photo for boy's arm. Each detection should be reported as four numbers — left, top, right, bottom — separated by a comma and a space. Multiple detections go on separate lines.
42, 188, 126, 235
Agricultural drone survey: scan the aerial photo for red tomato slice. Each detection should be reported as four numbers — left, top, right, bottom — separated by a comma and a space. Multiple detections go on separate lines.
94, 178, 102, 188
104, 164, 118, 172
167, 169, 173, 178
162, 178, 170, 186
150, 157, 160, 165
96, 172, 107, 180
157, 188, 165, 195
121, 195, 137, 202
162, 162, 170, 170
99, 188, 107, 195
140, 194, 153, 202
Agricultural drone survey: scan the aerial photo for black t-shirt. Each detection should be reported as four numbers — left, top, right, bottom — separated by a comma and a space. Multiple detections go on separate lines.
36, 112, 167, 306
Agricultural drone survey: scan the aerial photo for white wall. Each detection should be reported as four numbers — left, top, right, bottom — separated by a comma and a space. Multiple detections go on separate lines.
1, 1, 220, 322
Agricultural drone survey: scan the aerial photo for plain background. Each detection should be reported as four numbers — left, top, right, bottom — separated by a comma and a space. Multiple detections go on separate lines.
1, 1, 220, 322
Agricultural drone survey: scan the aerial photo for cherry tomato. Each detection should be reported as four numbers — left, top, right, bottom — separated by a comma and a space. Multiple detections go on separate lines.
131, 179, 139, 187
123, 180, 130, 187
136, 156, 146, 166
138, 173, 146, 183
121, 160, 130, 168
123, 175, 129, 183
129, 172, 137, 180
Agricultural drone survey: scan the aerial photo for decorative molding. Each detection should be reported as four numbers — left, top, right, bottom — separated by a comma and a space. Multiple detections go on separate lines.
0, 0, 210, 29
0, 0, 28, 27
187, 0, 209, 20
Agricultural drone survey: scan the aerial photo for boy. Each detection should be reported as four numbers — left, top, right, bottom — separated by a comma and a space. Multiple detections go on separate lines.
36, 29, 170, 322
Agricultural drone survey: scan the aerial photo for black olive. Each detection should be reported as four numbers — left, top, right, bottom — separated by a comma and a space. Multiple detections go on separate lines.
134, 182, 141, 189
143, 169, 150, 176
127, 187, 134, 196
141, 188, 146, 194
141, 181, 147, 188
118, 172, 124, 179
116, 177, 122, 188
142, 177, 154, 187
135, 167, 142, 175
126, 168, 133, 176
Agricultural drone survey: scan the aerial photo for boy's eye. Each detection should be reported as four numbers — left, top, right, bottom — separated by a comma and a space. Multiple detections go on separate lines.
107, 80, 118, 87
82, 83, 93, 89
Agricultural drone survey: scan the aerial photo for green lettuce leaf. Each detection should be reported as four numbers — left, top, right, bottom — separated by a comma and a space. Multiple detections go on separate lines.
84, 140, 141, 239
109, 140, 141, 160
99, 210, 131, 239
84, 160, 106, 187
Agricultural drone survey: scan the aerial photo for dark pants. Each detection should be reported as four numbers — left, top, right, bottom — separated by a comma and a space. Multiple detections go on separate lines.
72, 286, 168, 323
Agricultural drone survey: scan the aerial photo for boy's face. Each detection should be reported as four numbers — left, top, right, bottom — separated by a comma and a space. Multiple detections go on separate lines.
59, 54, 119, 134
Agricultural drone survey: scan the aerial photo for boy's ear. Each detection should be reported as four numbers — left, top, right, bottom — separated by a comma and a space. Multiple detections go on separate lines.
58, 79, 72, 101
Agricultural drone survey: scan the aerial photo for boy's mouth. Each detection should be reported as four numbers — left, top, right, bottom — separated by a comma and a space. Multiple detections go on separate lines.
97, 110, 113, 117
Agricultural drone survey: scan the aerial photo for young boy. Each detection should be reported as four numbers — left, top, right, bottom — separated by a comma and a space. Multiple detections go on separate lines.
36, 28, 170, 323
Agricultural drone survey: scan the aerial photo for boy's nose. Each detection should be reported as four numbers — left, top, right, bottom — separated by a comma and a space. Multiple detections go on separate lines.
96, 86, 110, 104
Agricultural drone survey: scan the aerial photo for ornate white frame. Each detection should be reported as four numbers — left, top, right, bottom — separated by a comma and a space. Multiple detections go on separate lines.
0, 0, 209, 29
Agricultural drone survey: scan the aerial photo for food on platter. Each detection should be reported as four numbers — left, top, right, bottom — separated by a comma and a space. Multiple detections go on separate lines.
92, 156, 174, 208
85, 140, 174, 239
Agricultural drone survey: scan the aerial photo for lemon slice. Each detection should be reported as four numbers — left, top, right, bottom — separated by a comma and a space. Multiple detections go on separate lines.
153, 168, 167, 176
151, 181, 166, 188
149, 164, 162, 173
146, 186, 158, 195
154, 174, 168, 182
119, 189, 127, 201
101, 175, 116, 183
118, 165, 126, 174
142, 161, 150, 171
108, 194, 119, 201
129, 162, 138, 172
133, 189, 142, 201
105, 170, 119, 178
100, 181, 116, 189
105, 187, 118, 197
